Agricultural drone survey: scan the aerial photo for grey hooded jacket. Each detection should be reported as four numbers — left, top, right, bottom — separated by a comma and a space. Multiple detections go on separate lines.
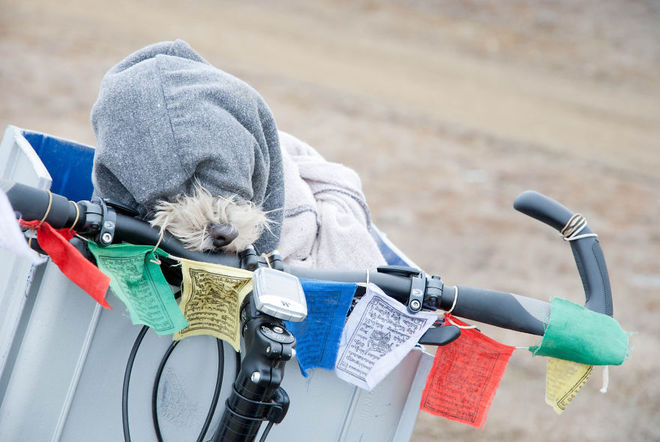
91, 40, 284, 253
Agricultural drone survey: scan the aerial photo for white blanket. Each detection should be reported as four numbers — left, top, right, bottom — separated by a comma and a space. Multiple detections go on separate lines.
278, 132, 386, 270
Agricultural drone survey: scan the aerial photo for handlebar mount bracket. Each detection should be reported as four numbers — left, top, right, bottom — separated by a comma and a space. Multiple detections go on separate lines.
376, 266, 427, 313
95, 198, 116, 245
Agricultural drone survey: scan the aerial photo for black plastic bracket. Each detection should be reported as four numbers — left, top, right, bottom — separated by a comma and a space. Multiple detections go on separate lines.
87, 197, 116, 246
240, 247, 285, 272
269, 251, 284, 271
376, 265, 430, 313
376, 265, 421, 278
265, 388, 290, 424
240, 245, 260, 270
424, 275, 443, 310
419, 324, 461, 346
78, 199, 102, 233
407, 273, 426, 313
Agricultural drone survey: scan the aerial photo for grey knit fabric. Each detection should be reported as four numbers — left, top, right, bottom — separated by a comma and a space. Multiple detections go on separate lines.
91, 40, 284, 253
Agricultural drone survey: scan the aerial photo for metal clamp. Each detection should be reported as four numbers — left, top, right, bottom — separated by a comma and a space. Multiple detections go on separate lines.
95, 198, 116, 245
407, 273, 426, 312
376, 265, 428, 313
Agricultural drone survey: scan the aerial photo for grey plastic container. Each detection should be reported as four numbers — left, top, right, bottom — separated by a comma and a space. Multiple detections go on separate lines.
0, 126, 433, 442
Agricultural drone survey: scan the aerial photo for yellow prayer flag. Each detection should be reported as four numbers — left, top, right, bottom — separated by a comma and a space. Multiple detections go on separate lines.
545, 357, 593, 414
173, 258, 253, 351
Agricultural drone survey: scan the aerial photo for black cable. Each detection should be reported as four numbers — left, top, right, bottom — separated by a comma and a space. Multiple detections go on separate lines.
197, 339, 225, 442
151, 340, 179, 442
122, 325, 149, 442
208, 349, 243, 442
150, 338, 225, 442
258, 421, 274, 442
122, 307, 249, 442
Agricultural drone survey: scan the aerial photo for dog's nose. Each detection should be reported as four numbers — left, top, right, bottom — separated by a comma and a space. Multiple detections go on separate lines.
209, 223, 239, 248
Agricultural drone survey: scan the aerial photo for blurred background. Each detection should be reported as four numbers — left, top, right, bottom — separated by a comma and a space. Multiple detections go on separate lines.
1, 0, 659, 440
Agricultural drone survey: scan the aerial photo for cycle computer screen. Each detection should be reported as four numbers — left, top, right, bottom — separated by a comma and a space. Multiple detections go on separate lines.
252, 267, 307, 322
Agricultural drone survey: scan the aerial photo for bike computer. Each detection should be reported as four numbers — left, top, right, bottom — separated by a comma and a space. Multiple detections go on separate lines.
252, 267, 307, 322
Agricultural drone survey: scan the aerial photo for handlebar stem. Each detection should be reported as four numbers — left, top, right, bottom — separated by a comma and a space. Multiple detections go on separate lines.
212, 299, 295, 442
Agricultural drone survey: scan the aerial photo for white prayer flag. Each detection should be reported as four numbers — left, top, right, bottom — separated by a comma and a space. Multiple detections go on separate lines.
0, 188, 46, 264
335, 283, 435, 390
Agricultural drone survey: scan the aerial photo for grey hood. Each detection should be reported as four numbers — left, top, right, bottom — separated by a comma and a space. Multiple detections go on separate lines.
91, 40, 284, 253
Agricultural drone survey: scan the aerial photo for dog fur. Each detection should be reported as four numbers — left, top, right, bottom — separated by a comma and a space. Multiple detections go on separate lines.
149, 183, 271, 253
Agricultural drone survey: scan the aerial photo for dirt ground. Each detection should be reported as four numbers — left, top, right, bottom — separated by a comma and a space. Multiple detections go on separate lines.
1, 0, 659, 440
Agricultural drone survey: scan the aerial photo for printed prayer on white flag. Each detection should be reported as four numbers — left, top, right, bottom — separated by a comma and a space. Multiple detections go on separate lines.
0, 188, 46, 264
335, 283, 435, 390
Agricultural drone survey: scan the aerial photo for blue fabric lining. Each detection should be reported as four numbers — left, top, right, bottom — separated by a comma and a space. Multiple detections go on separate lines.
22, 130, 95, 201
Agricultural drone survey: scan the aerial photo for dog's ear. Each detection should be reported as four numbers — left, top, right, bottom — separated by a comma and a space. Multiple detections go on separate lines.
149, 185, 270, 253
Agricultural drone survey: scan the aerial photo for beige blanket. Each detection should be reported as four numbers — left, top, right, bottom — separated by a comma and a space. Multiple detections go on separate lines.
278, 132, 386, 270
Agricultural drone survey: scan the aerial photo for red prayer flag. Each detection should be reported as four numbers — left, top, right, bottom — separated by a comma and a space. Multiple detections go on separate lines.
420, 313, 514, 428
19, 220, 112, 309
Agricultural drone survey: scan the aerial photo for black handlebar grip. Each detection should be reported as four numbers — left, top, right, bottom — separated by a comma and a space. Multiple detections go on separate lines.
445, 286, 548, 336
514, 191, 613, 316
2, 180, 78, 229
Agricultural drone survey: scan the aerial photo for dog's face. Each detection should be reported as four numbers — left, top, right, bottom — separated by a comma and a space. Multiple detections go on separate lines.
149, 183, 270, 253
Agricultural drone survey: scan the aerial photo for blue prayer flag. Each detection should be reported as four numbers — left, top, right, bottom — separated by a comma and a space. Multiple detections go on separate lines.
286, 279, 357, 377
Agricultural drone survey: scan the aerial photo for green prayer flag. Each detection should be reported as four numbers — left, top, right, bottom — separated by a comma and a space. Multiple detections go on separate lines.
88, 243, 188, 335
529, 297, 630, 365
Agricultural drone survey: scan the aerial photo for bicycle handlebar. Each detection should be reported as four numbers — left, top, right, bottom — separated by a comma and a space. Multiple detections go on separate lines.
3, 180, 614, 336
